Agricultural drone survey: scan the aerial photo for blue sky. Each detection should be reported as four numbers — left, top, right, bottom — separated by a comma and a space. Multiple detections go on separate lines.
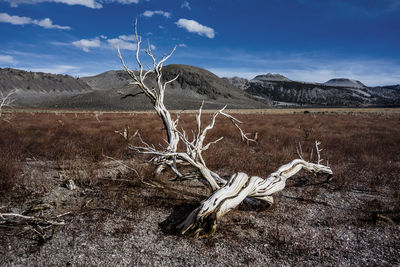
0, 0, 399, 86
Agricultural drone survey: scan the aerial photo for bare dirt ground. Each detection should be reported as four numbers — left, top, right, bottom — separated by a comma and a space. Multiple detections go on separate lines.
1, 110, 399, 266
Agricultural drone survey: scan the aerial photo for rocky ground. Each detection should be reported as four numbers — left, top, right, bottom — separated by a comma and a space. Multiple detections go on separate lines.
1, 111, 399, 266
1, 157, 399, 266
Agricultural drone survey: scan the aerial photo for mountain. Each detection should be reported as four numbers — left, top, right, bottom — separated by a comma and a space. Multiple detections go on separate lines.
223, 73, 400, 107
2, 66, 399, 109
0, 65, 267, 110
0, 68, 91, 93
222, 77, 249, 90
0, 68, 92, 108
66, 64, 267, 110
81, 70, 131, 90
324, 78, 366, 89
251, 73, 291, 82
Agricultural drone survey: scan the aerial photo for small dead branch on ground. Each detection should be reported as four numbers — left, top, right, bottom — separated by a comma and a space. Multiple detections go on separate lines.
0, 212, 70, 244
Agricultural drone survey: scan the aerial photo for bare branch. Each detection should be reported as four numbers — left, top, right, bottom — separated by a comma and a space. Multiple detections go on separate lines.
0, 213, 66, 226
296, 142, 304, 160
220, 110, 255, 143
0, 90, 16, 118
315, 140, 323, 165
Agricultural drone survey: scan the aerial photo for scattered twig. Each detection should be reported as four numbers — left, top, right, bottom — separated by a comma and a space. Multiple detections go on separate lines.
104, 155, 164, 188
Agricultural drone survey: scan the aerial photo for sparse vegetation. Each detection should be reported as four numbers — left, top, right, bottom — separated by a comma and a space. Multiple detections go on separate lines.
1, 110, 399, 265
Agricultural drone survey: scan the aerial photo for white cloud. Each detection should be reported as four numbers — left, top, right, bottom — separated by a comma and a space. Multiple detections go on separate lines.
0, 55, 17, 65
0, 13, 71, 30
106, 0, 139, 4
4, 0, 141, 8
177, 43, 187, 47
72, 38, 101, 52
4, 0, 103, 8
175, 18, 215, 38
142, 10, 171, 18
181, 1, 191, 10
118, 34, 135, 41
107, 38, 137, 51
34, 18, 71, 30
70, 34, 138, 52
0, 13, 30, 25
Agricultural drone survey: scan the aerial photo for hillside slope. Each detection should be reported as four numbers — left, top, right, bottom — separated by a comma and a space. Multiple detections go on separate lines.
1, 66, 267, 110
0, 68, 92, 108
59, 64, 267, 110
0, 68, 91, 93
224, 74, 400, 107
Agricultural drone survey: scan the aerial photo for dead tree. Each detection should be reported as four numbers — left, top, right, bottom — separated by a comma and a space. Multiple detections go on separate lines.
118, 21, 333, 238
0, 90, 15, 118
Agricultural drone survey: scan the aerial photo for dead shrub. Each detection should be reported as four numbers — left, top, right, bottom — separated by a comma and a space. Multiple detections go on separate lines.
0, 150, 22, 192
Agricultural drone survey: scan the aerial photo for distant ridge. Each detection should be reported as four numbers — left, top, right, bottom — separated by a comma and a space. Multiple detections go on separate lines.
223, 72, 400, 107
0, 65, 267, 110
0, 68, 91, 93
221, 76, 249, 90
324, 78, 366, 89
1, 66, 399, 109
0, 67, 92, 108
251, 73, 291, 82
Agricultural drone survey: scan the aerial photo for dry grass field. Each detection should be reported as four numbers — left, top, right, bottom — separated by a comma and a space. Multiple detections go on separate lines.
1, 109, 399, 266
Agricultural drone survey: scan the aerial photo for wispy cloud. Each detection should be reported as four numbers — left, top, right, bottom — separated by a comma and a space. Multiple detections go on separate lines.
118, 34, 135, 41
175, 18, 215, 39
142, 10, 171, 18
0, 13, 71, 30
181, 1, 191, 10
72, 38, 101, 52
0, 55, 17, 65
35, 18, 71, 30
107, 34, 141, 51
105, 0, 139, 4
71, 34, 139, 51
4, 0, 103, 8
4, 0, 141, 8
107, 38, 137, 51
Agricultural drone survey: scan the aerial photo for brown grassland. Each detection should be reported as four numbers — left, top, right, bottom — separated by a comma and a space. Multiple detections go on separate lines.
0, 109, 399, 266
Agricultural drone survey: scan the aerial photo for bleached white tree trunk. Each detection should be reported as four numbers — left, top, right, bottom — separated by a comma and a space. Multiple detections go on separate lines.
118, 21, 333, 238
117, 23, 180, 153
178, 159, 332, 238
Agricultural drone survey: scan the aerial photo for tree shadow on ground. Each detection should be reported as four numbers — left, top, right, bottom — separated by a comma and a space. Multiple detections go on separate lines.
159, 202, 200, 236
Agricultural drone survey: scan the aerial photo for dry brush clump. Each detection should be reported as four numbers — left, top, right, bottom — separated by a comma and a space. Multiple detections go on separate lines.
1, 111, 399, 223
1, 112, 399, 189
